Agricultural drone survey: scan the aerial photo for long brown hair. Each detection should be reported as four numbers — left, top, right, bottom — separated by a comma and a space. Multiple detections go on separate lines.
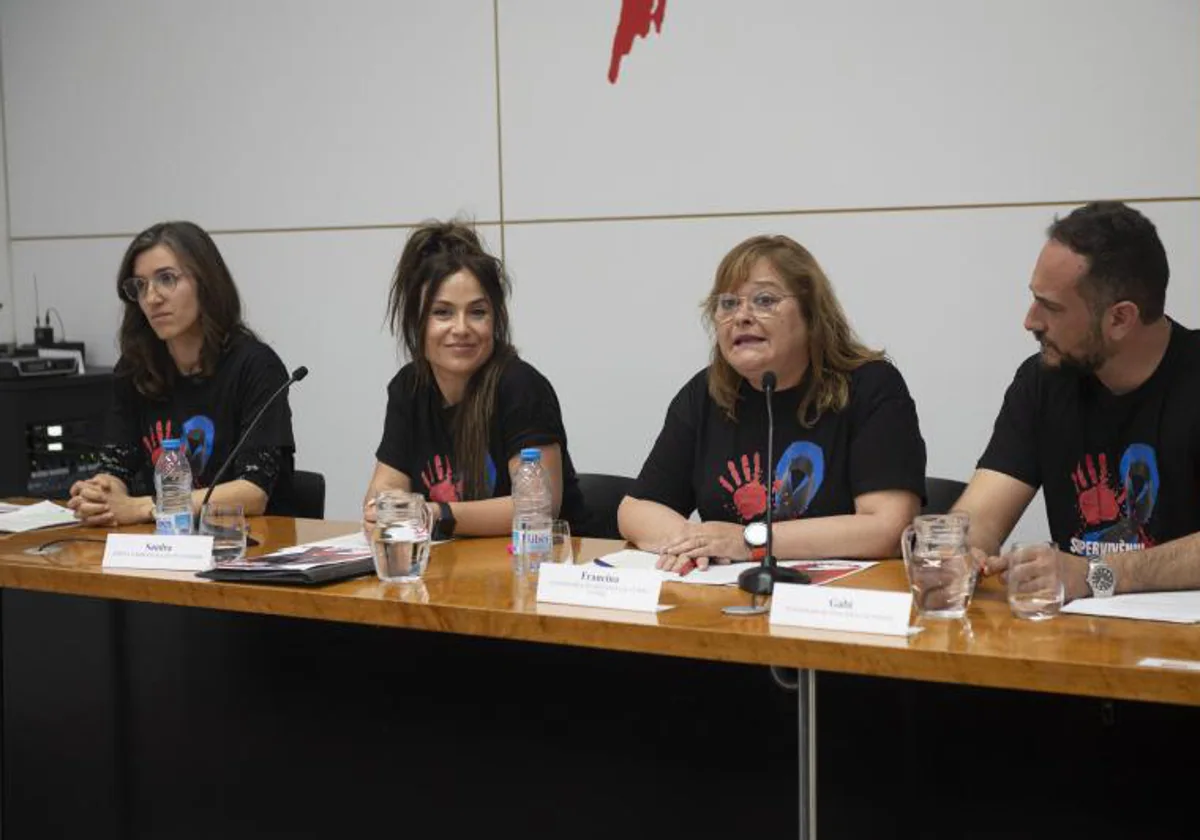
386, 220, 515, 500
704, 234, 883, 426
115, 221, 251, 399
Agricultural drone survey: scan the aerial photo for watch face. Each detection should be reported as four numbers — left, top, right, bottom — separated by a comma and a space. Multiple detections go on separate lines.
1089, 563, 1116, 592
744, 521, 768, 548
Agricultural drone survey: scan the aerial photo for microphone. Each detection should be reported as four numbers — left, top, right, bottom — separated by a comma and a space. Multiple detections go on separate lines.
727, 370, 810, 615
199, 365, 307, 513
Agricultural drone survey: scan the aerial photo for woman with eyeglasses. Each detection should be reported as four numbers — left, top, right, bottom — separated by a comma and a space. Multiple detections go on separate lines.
618, 234, 926, 571
67, 221, 295, 526
361, 219, 583, 539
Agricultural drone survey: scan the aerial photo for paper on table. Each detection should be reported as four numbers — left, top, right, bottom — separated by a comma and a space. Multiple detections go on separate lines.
1061, 590, 1200, 624
592, 549, 876, 586
0, 500, 79, 533
273, 529, 449, 554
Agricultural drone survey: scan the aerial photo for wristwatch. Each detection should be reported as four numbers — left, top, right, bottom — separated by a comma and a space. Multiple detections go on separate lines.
1086, 557, 1117, 598
743, 520, 768, 562
435, 502, 456, 539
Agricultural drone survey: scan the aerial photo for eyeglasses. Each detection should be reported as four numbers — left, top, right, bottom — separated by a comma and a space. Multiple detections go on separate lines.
712, 291, 796, 323
121, 269, 186, 302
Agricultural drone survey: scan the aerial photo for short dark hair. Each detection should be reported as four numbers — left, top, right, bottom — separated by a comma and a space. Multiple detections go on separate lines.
116, 220, 251, 399
1047, 201, 1169, 322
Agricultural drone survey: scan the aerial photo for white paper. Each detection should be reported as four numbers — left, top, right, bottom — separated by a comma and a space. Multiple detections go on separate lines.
536, 562, 663, 613
1138, 657, 1200, 671
0, 500, 79, 533
591, 549, 874, 587
1062, 590, 1200, 624
272, 529, 447, 556
769, 584, 913, 636
102, 533, 215, 572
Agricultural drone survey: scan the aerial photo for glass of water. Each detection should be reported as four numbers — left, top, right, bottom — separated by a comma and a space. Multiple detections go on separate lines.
548, 520, 574, 565
373, 490, 435, 583
901, 512, 975, 619
1005, 541, 1064, 621
199, 503, 248, 563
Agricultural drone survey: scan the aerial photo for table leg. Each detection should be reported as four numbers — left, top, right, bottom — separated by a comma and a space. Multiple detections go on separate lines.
798, 669, 816, 840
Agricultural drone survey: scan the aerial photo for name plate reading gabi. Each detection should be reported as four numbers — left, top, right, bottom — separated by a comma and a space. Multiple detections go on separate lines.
536, 563, 663, 613
102, 533, 215, 572
769, 584, 913, 637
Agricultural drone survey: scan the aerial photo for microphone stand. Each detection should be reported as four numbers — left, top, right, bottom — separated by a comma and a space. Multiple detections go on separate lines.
197, 366, 307, 545
724, 372, 809, 616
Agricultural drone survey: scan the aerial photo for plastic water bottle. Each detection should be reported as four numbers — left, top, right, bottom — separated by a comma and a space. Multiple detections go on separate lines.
511, 448, 552, 574
154, 438, 194, 535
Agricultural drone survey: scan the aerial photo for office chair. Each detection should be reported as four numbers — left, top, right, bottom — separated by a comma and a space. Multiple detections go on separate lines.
269, 469, 327, 519
574, 472, 636, 539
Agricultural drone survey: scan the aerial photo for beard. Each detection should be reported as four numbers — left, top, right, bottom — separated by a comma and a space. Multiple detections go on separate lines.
1033, 326, 1109, 373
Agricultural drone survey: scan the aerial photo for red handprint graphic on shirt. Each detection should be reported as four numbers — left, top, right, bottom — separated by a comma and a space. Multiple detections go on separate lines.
421, 455, 462, 503
718, 452, 769, 521
1072, 453, 1124, 526
141, 419, 174, 466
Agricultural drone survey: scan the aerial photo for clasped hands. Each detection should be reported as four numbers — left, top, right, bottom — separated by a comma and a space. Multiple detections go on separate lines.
66, 474, 149, 527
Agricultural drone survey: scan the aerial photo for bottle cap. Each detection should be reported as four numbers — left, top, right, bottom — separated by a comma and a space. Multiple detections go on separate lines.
161, 439, 181, 451
520, 448, 541, 462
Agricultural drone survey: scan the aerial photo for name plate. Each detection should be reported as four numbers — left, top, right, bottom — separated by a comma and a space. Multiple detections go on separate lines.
102, 533, 215, 572
769, 584, 913, 636
536, 563, 663, 613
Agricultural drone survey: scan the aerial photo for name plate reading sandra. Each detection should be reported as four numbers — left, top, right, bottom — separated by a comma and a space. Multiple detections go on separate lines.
536, 563, 663, 613
769, 584, 913, 637
102, 533, 215, 572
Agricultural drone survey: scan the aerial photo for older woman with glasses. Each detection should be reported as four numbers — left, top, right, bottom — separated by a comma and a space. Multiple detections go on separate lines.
67, 221, 295, 526
618, 234, 926, 571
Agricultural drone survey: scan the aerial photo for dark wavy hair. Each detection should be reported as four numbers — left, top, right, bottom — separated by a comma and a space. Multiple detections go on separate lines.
115, 221, 251, 400
1048, 201, 1169, 322
386, 220, 515, 499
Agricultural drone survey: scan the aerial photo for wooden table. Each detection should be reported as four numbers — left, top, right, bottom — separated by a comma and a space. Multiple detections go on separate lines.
2, 518, 1199, 839
4, 518, 1198, 705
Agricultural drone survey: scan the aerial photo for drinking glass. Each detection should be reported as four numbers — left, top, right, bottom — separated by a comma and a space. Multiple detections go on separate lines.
1005, 541, 1064, 621
199, 503, 248, 563
549, 520, 574, 565
901, 512, 974, 619
372, 490, 435, 583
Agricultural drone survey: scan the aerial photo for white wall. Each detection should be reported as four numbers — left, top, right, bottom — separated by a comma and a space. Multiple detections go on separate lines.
2, 0, 1197, 543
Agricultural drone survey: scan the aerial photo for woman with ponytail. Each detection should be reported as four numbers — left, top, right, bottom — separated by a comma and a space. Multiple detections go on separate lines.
363, 220, 582, 538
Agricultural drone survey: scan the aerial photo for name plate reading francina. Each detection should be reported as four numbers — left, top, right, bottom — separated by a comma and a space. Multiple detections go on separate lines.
769, 584, 913, 637
102, 533, 215, 572
536, 563, 663, 613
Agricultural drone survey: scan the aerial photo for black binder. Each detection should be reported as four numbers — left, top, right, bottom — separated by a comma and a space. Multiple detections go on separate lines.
196, 545, 376, 586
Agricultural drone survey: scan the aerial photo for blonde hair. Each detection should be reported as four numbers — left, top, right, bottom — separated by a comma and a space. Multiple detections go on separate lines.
703, 235, 883, 427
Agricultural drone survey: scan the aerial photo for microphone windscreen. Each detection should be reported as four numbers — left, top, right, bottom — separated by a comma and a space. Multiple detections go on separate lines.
761, 371, 777, 391
291, 366, 309, 382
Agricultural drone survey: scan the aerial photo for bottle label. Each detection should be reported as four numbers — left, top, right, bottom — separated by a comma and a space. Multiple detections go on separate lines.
155, 510, 193, 536
524, 529, 551, 554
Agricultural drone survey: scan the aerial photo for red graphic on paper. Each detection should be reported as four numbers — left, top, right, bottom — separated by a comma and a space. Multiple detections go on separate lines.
142, 419, 174, 466
718, 452, 770, 521
1072, 453, 1123, 526
421, 454, 462, 503
608, 0, 667, 83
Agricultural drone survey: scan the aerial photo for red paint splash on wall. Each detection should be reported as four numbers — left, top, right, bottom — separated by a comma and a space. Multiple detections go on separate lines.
608, 0, 667, 84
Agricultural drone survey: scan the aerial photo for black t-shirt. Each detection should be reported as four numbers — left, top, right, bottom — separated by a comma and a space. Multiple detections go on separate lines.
375, 358, 584, 525
979, 319, 1200, 557
631, 360, 927, 524
103, 333, 296, 493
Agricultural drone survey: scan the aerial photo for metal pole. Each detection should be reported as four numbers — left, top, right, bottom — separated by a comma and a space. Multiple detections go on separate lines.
798, 669, 816, 840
